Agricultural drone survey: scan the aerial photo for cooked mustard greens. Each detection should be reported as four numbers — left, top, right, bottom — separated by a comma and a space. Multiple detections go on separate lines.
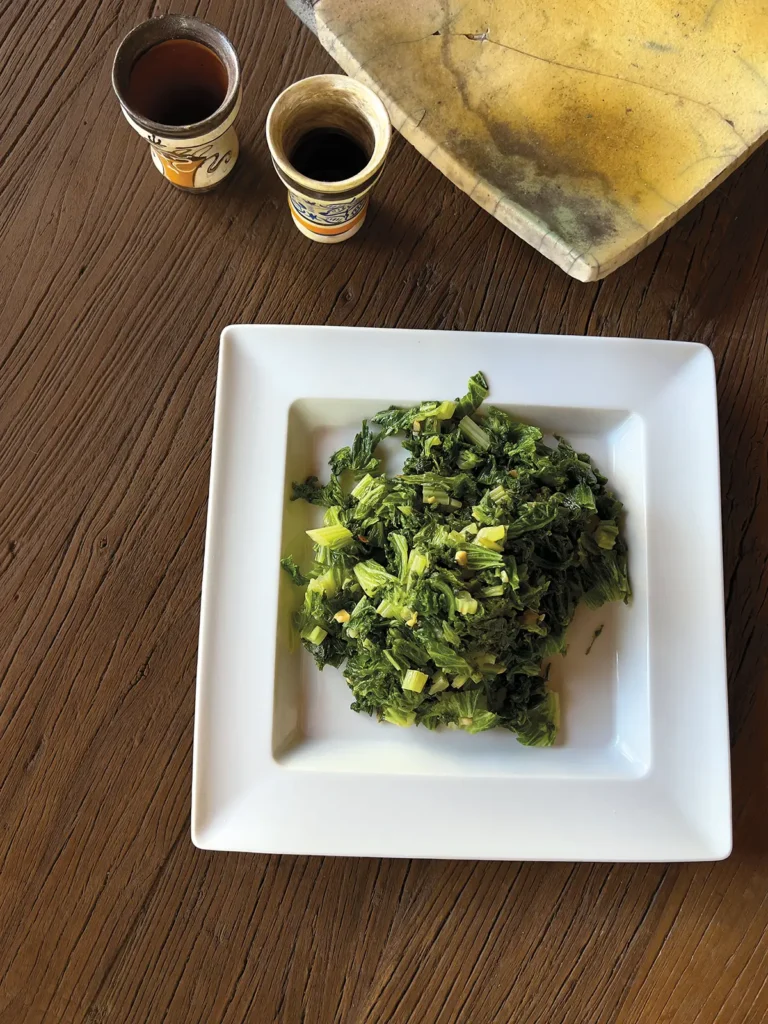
281, 372, 630, 745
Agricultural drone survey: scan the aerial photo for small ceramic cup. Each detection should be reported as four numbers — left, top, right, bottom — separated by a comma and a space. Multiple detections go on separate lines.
112, 15, 241, 192
266, 75, 391, 242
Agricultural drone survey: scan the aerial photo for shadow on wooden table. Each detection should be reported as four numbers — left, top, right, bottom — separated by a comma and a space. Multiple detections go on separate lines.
365, 199, 425, 255
716, 316, 768, 861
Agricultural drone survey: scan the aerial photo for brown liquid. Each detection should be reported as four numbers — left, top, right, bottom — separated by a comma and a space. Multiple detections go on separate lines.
126, 39, 228, 126
289, 128, 369, 182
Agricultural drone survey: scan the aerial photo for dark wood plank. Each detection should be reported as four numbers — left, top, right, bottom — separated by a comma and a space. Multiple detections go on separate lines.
0, 0, 766, 1021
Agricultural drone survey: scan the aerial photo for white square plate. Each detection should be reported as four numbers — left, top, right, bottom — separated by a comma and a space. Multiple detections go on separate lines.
192, 326, 731, 861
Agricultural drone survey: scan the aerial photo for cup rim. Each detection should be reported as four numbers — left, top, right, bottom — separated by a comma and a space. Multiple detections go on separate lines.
266, 74, 392, 196
112, 14, 240, 140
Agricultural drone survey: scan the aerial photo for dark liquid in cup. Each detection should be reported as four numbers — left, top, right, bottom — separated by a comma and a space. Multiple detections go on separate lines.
289, 128, 369, 182
126, 39, 228, 126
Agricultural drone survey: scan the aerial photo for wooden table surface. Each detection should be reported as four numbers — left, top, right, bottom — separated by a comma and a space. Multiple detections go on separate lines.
1, 1, 767, 1021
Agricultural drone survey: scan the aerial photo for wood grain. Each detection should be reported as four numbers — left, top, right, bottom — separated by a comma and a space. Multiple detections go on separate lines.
0, 0, 766, 1021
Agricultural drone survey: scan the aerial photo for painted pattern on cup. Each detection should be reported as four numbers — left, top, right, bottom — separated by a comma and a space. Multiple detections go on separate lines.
266, 75, 391, 243
113, 16, 241, 193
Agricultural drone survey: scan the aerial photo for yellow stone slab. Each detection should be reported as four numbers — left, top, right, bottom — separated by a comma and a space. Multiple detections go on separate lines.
301, 0, 768, 279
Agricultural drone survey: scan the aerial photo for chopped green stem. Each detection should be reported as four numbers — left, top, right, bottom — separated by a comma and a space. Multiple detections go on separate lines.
302, 625, 327, 645
402, 669, 429, 693
459, 416, 491, 450
306, 525, 353, 549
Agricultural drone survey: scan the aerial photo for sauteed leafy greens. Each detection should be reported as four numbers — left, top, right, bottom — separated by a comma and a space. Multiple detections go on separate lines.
281, 373, 629, 745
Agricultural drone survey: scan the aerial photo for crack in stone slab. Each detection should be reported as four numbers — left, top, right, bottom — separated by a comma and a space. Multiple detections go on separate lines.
353, 25, 750, 148
462, 32, 749, 147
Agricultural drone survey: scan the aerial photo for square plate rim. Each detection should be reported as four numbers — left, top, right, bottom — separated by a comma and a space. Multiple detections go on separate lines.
192, 325, 731, 861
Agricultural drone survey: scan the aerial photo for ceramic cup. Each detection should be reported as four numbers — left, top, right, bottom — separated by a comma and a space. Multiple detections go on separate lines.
266, 75, 391, 242
112, 15, 241, 192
